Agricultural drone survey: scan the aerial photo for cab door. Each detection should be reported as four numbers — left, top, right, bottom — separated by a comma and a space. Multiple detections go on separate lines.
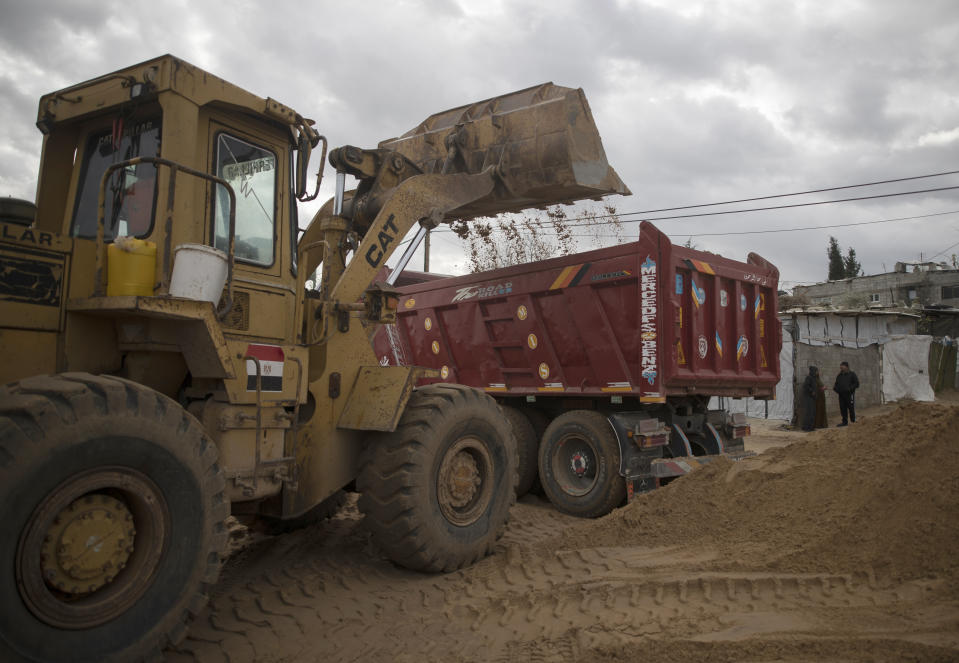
206, 117, 297, 344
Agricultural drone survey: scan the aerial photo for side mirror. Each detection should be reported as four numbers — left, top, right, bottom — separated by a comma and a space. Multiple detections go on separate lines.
295, 133, 311, 198
295, 132, 326, 202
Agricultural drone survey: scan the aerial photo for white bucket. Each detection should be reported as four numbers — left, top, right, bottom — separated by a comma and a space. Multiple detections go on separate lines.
169, 244, 228, 305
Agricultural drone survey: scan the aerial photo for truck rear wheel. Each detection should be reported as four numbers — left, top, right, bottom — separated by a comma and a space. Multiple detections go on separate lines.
538, 410, 625, 518
501, 405, 539, 498
358, 384, 517, 573
0, 374, 228, 663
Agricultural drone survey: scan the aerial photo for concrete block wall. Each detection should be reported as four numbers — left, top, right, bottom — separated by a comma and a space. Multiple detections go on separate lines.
795, 270, 959, 307
794, 344, 880, 422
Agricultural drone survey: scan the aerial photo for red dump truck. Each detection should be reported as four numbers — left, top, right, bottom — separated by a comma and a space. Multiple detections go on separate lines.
374, 221, 781, 517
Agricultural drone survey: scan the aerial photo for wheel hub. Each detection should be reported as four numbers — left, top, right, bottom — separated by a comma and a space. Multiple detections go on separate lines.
445, 451, 481, 508
17, 467, 169, 630
570, 451, 589, 478
436, 437, 494, 527
41, 494, 135, 596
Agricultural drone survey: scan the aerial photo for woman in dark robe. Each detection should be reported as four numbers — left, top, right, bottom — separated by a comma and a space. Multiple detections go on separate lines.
814, 370, 828, 428
801, 366, 819, 432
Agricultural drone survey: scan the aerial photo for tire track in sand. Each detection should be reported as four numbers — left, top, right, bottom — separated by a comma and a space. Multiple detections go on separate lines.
165, 495, 953, 662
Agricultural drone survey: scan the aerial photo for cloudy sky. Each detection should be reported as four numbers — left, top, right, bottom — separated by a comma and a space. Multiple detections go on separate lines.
1, 0, 957, 291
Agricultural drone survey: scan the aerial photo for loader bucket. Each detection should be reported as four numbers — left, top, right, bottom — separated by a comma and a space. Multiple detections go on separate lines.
379, 83, 630, 220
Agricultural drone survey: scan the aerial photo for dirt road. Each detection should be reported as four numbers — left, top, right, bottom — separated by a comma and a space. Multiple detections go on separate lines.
166, 398, 959, 662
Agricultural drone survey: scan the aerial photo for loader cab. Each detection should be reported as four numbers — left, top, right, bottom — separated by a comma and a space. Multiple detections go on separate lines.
36, 56, 303, 345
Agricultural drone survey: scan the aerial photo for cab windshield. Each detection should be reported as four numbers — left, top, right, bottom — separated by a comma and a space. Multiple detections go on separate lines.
71, 119, 161, 240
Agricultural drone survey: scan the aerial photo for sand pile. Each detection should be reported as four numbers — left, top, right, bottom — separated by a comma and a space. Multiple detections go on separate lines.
559, 401, 959, 581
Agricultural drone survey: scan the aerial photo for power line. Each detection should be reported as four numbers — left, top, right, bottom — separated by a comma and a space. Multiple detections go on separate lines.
625, 169, 959, 215
625, 186, 959, 223
666, 209, 959, 236
927, 236, 959, 261
509, 169, 959, 226
512, 185, 959, 227
433, 209, 958, 239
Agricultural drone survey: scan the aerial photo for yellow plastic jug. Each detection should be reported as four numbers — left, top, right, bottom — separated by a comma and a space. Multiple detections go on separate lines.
107, 237, 157, 296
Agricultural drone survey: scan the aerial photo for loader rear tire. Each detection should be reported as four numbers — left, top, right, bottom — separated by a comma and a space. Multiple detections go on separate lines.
0, 374, 228, 663
538, 410, 625, 518
358, 384, 517, 573
501, 405, 539, 498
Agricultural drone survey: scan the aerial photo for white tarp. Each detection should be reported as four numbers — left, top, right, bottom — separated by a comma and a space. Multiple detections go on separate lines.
881, 335, 935, 402
794, 312, 917, 348
709, 335, 794, 420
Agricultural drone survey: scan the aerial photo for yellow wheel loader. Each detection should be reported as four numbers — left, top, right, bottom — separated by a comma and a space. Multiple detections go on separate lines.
0, 55, 628, 662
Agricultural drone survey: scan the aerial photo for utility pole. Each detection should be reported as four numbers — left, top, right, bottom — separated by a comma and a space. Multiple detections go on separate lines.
424, 228, 430, 271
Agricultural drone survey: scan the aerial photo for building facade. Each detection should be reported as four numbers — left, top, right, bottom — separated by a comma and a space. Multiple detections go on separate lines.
793, 262, 959, 309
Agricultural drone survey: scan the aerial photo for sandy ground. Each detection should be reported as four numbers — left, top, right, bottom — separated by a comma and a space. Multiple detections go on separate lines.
165, 395, 959, 663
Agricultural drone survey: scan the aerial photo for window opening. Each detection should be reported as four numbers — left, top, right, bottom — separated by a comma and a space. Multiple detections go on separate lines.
71, 118, 161, 240
213, 133, 276, 266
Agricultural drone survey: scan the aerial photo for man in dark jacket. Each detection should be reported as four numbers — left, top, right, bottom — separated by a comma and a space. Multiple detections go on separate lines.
833, 361, 859, 426
801, 366, 820, 431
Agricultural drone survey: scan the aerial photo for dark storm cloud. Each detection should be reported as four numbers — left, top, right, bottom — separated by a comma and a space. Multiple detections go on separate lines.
1, 0, 957, 283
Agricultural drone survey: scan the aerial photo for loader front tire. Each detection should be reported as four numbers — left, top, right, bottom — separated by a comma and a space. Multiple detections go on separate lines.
0, 374, 228, 663
358, 384, 517, 573
538, 410, 626, 518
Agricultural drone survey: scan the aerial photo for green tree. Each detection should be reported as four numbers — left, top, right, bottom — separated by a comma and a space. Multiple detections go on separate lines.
827, 236, 845, 280
843, 247, 862, 278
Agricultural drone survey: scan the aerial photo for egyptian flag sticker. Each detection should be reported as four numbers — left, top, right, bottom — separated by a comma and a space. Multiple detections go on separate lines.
245, 344, 284, 391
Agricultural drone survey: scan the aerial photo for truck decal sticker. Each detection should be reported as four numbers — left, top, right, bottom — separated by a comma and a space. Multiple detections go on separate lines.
683, 258, 715, 275
516, 305, 528, 320
404, 298, 416, 308
675, 274, 683, 294
424, 317, 432, 330
602, 382, 632, 392
691, 279, 706, 308
760, 345, 768, 368
754, 295, 762, 318
590, 269, 631, 282
245, 344, 284, 391
451, 281, 512, 302
698, 335, 708, 359
549, 263, 590, 290
640, 256, 658, 386
527, 334, 538, 349
538, 363, 550, 379
676, 340, 687, 366
431, 340, 440, 354
720, 290, 728, 307
737, 336, 749, 360
715, 332, 724, 358
740, 294, 747, 311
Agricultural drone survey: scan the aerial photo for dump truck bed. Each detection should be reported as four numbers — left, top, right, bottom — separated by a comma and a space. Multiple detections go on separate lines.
374, 221, 781, 400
